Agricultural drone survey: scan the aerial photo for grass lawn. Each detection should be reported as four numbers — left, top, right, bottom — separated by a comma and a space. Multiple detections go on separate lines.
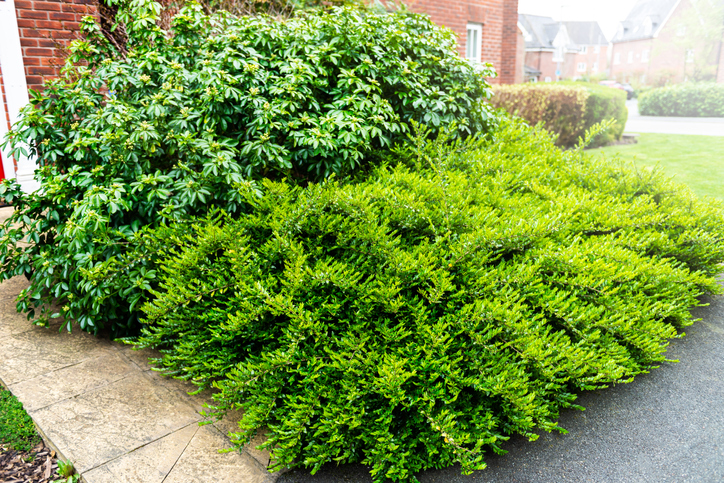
0, 388, 40, 451
595, 133, 724, 201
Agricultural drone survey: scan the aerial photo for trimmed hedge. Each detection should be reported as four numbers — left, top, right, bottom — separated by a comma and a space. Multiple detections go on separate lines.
131, 118, 724, 482
639, 83, 724, 117
490, 83, 627, 148
0, 1, 495, 336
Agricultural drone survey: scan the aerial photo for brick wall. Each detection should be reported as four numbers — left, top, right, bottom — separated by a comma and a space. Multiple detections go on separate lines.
499, 0, 518, 84
571, 45, 608, 78
524, 50, 556, 81
610, 38, 653, 83
407, 0, 519, 84
14, 0, 96, 91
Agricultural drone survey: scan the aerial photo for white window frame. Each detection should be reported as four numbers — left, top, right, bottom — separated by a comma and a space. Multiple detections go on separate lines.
577, 62, 586, 72
594, 45, 600, 54
642, 49, 649, 62
580, 46, 588, 55
686, 49, 695, 63
627, 51, 634, 64
614, 53, 621, 64
592, 62, 598, 72
466, 23, 483, 63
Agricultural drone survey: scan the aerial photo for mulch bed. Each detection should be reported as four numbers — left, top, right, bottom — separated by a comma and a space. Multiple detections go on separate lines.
0, 441, 59, 483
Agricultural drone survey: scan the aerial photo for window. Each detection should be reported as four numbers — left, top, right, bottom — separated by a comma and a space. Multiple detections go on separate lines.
614, 53, 621, 64
553, 46, 564, 62
594, 45, 600, 54
640, 74, 646, 84
627, 51, 634, 63
577, 62, 587, 72
580, 46, 588, 54
592, 62, 598, 72
466, 23, 483, 63
677, 25, 686, 37
642, 49, 649, 62
686, 49, 695, 63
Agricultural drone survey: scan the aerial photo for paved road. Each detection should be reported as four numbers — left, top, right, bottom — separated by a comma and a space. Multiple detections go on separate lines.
625, 100, 724, 136
278, 286, 724, 483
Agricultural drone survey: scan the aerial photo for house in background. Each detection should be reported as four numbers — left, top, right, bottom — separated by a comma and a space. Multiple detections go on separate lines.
406, 0, 522, 84
518, 13, 609, 82
611, 0, 724, 85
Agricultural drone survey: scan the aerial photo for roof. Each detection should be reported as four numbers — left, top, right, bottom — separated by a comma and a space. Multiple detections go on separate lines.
518, 14, 557, 49
611, 0, 680, 42
562, 21, 608, 46
519, 14, 609, 50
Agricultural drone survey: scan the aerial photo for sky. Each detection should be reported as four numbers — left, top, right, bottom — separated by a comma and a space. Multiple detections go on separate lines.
518, 0, 638, 40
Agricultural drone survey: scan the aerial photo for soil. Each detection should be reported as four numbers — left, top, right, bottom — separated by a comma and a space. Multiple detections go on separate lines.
0, 441, 61, 483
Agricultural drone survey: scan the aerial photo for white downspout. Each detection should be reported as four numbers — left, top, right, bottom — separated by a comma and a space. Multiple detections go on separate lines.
0, 0, 40, 194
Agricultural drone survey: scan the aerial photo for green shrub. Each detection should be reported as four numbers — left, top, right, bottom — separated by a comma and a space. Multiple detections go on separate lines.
578, 83, 628, 146
490, 83, 627, 148
132, 119, 724, 482
0, 389, 41, 452
639, 83, 724, 117
0, 0, 494, 336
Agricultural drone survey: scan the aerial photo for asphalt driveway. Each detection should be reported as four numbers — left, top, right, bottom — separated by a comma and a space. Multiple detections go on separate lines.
625, 100, 724, 136
278, 286, 724, 483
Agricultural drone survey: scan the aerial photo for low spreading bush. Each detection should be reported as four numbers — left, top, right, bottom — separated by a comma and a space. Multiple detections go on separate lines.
131, 119, 724, 482
490, 83, 627, 148
639, 83, 724, 117
0, 0, 494, 336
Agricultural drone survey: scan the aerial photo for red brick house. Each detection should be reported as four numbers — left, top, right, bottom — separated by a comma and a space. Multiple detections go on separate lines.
610, 0, 724, 85
518, 14, 609, 82
1, 0, 520, 192
406, 0, 522, 84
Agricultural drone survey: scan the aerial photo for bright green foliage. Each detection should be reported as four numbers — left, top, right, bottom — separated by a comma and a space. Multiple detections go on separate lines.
490, 82, 627, 148
0, 0, 494, 336
639, 83, 724, 117
0, 389, 41, 452
133, 119, 724, 482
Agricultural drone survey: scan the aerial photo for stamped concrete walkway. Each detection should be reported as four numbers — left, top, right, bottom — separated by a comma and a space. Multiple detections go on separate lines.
0, 274, 276, 483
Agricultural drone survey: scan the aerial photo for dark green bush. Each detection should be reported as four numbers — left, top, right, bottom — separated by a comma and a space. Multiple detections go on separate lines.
490, 82, 627, 148
0, 0, 494, 336
132, 118, 724, 482
639, 83, 724, 117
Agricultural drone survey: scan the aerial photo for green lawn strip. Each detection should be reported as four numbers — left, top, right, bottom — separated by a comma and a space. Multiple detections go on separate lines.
0, 388, 41, 452
595, 133, 724, 201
